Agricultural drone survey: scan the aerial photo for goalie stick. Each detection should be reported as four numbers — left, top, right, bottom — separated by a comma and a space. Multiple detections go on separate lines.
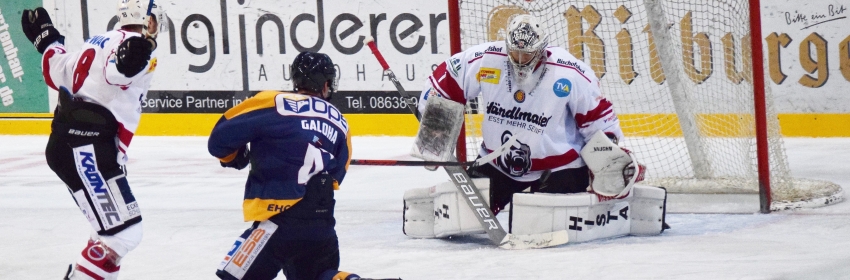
350, 159, 476, 167
364, 37, 567, 249
351, 134, 519, 167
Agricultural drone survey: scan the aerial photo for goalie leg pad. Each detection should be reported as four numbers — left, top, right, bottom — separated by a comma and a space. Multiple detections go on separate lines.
402, 187, 435, 238
629, 185, 668, 235
510, 185, 667, 243
511, 192, 631, 243
402, 179, 491, 238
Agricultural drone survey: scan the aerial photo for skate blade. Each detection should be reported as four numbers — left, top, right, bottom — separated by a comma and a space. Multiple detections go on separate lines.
63, 264, 73, 280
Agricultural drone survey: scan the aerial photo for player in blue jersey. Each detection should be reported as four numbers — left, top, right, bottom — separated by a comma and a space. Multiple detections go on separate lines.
208, 51, 368, 280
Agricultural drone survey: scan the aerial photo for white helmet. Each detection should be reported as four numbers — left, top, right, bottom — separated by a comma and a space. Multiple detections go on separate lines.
117, 0, 168, 38
505, 15, 549, 81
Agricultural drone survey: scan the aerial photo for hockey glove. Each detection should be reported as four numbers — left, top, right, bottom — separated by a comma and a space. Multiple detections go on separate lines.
21, 7, 64, 54
221, 145, 250, 170
116, 36, 156, 78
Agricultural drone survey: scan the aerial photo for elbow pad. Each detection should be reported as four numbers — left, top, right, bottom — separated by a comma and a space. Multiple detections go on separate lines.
116, 37, 155, 77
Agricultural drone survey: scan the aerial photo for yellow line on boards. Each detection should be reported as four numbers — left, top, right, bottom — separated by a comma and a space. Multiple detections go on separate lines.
0, 113, 848, 137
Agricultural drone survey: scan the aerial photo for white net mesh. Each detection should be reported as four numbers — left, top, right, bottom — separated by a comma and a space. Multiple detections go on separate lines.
457, 0, 842, 210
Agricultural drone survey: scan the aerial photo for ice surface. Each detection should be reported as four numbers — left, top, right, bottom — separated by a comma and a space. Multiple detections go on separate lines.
1, 136, 849, 279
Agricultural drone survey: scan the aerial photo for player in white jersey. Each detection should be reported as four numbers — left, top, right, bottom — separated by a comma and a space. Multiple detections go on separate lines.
418, 15, 631, 215
21, 1, 166, 279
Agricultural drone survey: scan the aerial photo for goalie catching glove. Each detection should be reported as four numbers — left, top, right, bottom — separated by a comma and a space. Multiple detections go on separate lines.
580, 130, 646, 199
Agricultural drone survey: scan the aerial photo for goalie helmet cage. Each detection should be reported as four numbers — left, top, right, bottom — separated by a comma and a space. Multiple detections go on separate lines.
447, 0, 843, 213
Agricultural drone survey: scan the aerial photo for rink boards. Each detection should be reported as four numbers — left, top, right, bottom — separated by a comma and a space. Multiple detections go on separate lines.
1, 112, 848, 137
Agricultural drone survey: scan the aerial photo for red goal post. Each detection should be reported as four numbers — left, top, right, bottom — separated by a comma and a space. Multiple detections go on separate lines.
446, 0, 843, 213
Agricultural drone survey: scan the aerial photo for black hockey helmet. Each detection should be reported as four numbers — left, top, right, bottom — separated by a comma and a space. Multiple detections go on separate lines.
291, 51, 338, 100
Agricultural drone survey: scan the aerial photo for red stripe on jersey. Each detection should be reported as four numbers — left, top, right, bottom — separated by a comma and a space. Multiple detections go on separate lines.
427, 78, 448, 99
545, 62, 591, 83
575, 99, 614, 128
470, 51, 506, 64
428, 62, 466, 103
42, 49, 59, 91
117, 122, 135, 151
531, 149, 580, 171
75, 265, 106, 280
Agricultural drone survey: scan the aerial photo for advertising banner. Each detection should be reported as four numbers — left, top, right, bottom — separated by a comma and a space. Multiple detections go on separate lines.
456, 0, 850, 114
5, 0, 849, 115
0, 2, 49, 112
761, 1, 850, 112
48, 0, 450, 114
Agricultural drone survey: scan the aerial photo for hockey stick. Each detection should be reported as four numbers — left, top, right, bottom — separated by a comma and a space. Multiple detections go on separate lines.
351, 159, 476, 167
364, 37, 567, 249
365, 37, 421, 120
351, 133, 520, 167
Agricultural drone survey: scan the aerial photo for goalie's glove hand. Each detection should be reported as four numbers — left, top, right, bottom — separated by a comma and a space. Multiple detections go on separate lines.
116, 36, 156, 78
581, 131, 645, 199
21, 7, 64, 54
221, 145, 250, 170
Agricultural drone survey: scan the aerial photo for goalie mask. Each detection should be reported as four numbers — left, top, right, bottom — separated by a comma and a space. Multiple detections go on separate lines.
505, 14, 549, 82
291, 52, 339, 101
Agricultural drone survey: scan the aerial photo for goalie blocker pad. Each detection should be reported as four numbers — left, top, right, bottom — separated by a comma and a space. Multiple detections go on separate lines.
403, 180, 667, 242
410, 95, 466, 162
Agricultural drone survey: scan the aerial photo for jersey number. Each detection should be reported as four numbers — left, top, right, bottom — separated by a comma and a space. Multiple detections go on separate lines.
297, 144, 326, 184
72, 49, 97, 93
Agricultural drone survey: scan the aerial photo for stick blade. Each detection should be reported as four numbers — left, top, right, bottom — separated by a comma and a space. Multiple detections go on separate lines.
498, 230, 568, 250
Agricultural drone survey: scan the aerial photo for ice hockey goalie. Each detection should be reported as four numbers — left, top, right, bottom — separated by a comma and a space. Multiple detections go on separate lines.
403, 131, 668, 245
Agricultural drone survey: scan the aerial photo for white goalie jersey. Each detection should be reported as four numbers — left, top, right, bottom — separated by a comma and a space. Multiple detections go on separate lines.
42, 30, 158, 163
419, 41, 624, 181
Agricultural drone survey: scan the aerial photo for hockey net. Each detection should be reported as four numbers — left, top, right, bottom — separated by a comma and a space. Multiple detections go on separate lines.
452, 0, 843, 211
